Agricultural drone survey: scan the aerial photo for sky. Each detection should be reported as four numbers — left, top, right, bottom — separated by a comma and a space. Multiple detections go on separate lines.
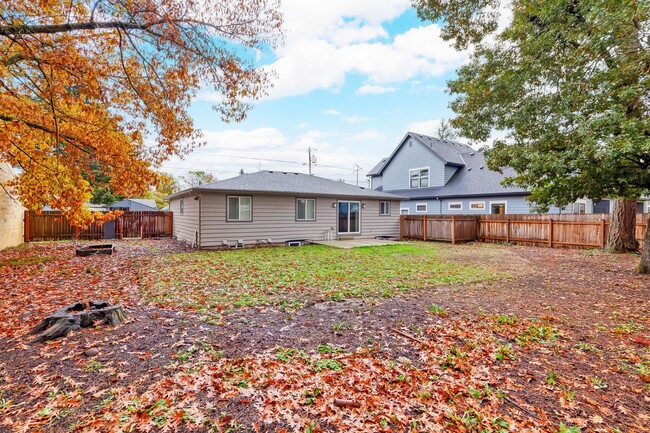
160, 0, 473, 187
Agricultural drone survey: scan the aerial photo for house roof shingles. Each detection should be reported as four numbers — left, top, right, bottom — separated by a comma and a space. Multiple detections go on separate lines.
389, 150, 529, 199
368, 132, 529, 199
166, 171, 403, 200
368, 132, 474, 177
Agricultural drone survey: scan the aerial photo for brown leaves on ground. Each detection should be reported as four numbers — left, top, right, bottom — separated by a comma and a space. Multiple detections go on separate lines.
0, 240, 649, 432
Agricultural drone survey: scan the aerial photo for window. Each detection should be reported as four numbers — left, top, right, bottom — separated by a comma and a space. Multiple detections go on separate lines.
400, 208, 409, 215
490, 201, 507, 215
573, 200, 586, 214
409, 167, 429, 188
469, 201, 485, 210
645, 201, 650, 213
448, 202, 462, 211
379, 201, 391, 216
179, 199, 184, 215
296, 198, 316, 221
416, 203, 427, 212
227, 196, 252, 221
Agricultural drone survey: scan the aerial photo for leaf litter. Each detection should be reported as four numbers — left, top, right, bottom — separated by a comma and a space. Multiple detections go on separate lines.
0, 240, 648, 432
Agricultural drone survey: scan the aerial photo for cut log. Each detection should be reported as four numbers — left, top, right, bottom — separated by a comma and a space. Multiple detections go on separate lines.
29, 301, 125, 343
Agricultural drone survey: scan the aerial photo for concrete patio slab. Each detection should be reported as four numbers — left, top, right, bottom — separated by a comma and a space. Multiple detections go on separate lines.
311, 238, 404, 249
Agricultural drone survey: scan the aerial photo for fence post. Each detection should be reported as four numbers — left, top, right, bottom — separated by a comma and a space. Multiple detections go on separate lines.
506, 218, 510, 243
24, 210, 30, 243
600, 219, 606, 248
476, 216, 481, 241
400, 215, 404, 241
451, 215, 456, 245
140, 212, 144, 238
548, 218, 553, 248
423, 214, 427, 241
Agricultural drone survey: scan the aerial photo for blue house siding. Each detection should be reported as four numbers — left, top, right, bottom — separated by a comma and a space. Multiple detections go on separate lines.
371, 176, 383, 191
399, 195, 565, 215
444, 166, 457, 184
382, 138, 446, 190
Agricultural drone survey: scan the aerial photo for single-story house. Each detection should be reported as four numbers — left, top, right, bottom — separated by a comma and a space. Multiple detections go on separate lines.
368, 132, 648, 214
165, 171, 402, 248
109, 198, 159, 211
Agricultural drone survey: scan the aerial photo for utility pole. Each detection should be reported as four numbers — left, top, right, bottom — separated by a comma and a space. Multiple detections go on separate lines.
353, 164, 363, 186
308, 148, 317, 175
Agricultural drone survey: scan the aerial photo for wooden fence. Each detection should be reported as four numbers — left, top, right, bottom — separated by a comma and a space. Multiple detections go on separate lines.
400, 213, 649, 249
25, 210, 173, 242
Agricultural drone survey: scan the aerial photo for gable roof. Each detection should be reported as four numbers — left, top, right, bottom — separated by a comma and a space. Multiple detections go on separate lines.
367, 132, 473, 177
387, 150, 529, 199
110, 198, 158, 209
166, 171, 403, 200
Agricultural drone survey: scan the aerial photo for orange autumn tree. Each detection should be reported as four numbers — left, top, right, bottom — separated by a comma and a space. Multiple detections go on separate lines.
0, 0, 283, 227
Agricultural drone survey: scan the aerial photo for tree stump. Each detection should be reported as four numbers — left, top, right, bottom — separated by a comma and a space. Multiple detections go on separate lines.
28, 301, 125, 343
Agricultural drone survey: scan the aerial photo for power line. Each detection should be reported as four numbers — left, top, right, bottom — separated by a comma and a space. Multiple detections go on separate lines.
186, 150, 359, 172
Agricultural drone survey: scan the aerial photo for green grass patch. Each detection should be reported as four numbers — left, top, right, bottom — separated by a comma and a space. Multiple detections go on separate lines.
0, 255, 56, 267
140, 243, 503, 311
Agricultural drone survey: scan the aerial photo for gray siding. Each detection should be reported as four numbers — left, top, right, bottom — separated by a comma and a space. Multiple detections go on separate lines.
199, 193, 400, 247
444, 165, 457, 184
371, 176, 383, 191
170, 196, 200, 245
400, 196, 564, 215
382, 139, 446, 190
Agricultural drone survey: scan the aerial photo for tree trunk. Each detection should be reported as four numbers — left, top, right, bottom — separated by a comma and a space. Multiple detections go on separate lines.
607, 198, 638, 253
28, 301, 125, 343
637, 216, 650, 274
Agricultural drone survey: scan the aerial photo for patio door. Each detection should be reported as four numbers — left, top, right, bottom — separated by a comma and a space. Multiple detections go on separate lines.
338, 201, 360, 234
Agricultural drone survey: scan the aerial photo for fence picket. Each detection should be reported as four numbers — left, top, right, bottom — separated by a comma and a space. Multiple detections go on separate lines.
400, 214, 648, 250
25, 211, 172, 242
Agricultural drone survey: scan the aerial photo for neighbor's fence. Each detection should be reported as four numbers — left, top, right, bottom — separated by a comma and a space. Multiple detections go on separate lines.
25, 210, 173, 242
400, 213, 648, 249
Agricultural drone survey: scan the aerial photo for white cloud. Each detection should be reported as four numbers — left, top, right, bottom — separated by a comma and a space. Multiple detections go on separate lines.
407, 118, 443, 136
200, 128, 287, 150
263, 1, 471, 100
345, 115, 371, 124
160, 126, 382, 184
324, 109, 341, 115
349, 129, 385, 141
357, 84, 396, 95
298, 129, 339, 142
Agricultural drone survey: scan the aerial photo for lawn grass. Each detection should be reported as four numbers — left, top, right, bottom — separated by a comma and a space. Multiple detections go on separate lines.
139, 243, 503, 311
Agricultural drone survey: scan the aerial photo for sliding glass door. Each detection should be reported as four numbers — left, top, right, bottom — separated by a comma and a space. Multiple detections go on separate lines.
338, 201, 360, 234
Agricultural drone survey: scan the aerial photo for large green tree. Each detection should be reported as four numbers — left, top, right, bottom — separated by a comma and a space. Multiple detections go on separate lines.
414, 0, 650, 272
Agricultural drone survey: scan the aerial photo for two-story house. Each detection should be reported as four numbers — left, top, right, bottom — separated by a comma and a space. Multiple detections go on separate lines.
368, 132, 570, 215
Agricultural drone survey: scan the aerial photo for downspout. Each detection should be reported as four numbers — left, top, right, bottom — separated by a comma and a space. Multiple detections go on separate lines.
197, 194, 202, 249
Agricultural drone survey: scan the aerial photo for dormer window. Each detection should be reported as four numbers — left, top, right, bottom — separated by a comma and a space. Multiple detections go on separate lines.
409, 167, 429, 188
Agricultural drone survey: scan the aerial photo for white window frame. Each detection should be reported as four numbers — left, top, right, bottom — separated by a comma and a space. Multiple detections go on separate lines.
379, 201, 391, 216
409, 167, 430, 189
227, 196, 252, 222
645, 201, 650, 213
400, 208, 409, 215
469, 201, 485, 211
296, 198, 316, 221
415, 203, 428, 213
489, 200, 508, 215
574, 199, 587, 214
179, 199, 184, 215
448, 202, 463, 211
